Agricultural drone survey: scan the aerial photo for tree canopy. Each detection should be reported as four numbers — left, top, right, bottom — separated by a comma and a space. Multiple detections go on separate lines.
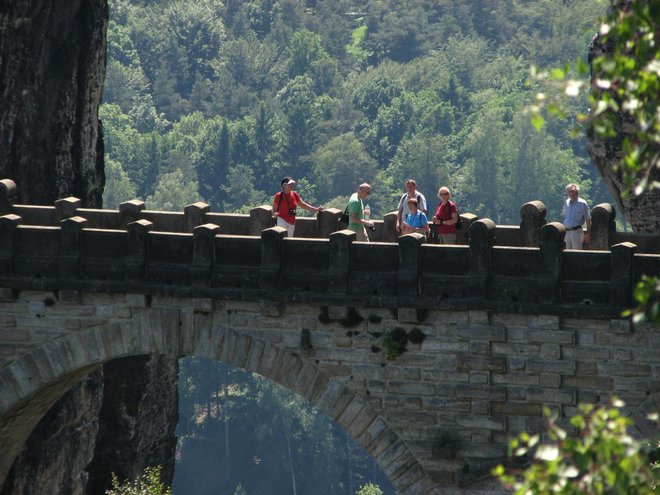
101, 0, 610, 224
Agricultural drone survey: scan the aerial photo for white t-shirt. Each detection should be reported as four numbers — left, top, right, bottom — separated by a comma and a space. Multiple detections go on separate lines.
397, 191, 428, 221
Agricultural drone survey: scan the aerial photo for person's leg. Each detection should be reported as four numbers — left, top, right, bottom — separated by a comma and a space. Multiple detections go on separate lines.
354, 227, 369, 242
276, 217, 295, 237
565, 229, 582, 249
439, 233, 456, 244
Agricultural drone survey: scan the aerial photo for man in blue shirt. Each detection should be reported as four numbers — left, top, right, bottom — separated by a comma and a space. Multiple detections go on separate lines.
562, 183, 591, 250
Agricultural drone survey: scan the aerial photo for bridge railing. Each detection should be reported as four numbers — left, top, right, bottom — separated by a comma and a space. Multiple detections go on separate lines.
2, 178, 658, 252
2, 211, 659, 316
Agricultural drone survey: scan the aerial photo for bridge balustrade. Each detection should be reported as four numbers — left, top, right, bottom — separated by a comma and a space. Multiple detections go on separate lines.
2, 178, 658, 251
1, 178, 659, 317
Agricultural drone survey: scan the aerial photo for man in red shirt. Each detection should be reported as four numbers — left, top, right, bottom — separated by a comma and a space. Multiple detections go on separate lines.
272, 177, 323, 237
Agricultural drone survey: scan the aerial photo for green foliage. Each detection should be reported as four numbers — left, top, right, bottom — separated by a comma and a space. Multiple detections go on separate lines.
175, 357, 394, 494
590, 0, 659, 196
356, 482, 384, 495
103, 0, 611, 225
380, 328, 408, 360
529, 0, 659, 196
623, 275, 660, 324
146, 169, 201, 211
103, 158, 137, 209
105, 466, 170, 495
494, 401, 660, 494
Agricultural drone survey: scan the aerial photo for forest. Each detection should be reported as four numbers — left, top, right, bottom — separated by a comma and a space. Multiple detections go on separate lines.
100, 1, 615, 493
101, 0, 612, 224
175, 358, 394, 495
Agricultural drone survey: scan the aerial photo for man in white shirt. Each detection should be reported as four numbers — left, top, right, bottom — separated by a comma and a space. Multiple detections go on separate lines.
562, 183, 591, 250
396, 179, 427, 234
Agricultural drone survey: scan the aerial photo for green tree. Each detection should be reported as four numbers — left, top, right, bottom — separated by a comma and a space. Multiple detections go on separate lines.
103, 158, 138, 209
221, 164, 267, 212
494, 401, 659, 494
311, 132, 378, 201
352, 74, 404, 122
146, 169, 201, 211
356, 482, 384, 495
277, 75, 320, 168
105, 466, 171, 495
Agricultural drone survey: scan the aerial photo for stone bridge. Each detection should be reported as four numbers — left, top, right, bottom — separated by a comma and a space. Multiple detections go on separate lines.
1, 179, 659, 494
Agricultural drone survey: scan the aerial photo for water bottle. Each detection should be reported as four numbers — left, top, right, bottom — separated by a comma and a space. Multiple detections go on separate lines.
364, 204, 375, 231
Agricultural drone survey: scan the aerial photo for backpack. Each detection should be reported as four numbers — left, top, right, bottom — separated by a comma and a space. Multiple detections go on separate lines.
340, 206, 349, 224
275, 191, 300, 214
439, 201, 462, 229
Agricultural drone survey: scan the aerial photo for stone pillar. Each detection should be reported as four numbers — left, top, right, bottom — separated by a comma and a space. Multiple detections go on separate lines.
468, 219, 496, 298
538, 222, 565, 303
250, 206, 274, 236
610, 242, 637, 307
0, 179, 17, 215
383, 211, 398, 243
55, 197, 81, 222
520, 200, 546, 247
397, 233, 425, 295
0, 214, 22, 273
119, 200, 145, 226
456, 212, 478, 245
318, 208, 342, 238
192, 223, 220, 287
590, 203, 616, 250
328, 229, 355, 293
184, 202, 210, 233
260, 226, 287, 290
126, 220, 153, 280
59, 216, 87, 277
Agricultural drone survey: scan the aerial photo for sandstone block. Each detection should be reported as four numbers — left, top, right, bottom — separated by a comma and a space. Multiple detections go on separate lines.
527, 359, 575, 374
457, 354, 506, 372
457, 324, 505, 341
527, 329, 575, 344
526, 387, 576, 404
562, 375, 614, 390
456, 414, 506, 431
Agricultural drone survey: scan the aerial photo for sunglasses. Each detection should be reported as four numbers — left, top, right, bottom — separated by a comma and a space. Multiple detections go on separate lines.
440, 192, 449, 196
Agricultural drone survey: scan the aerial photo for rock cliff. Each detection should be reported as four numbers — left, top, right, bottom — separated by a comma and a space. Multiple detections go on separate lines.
85, 356, 179, 494
0, 0, 106, 206
1, 371, 103, 495
1, 3, 180, 493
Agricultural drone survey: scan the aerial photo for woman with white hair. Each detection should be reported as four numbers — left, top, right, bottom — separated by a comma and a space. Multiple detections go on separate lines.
431, 186, 459, 244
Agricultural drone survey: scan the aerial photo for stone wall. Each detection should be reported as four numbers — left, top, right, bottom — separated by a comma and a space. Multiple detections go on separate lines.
0, 291, 658, 494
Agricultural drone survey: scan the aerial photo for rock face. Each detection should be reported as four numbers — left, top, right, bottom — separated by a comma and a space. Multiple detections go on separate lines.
2, 6, 179, 494
85, 355, 179, 495
0, 0, 107, 207
0, 371, 103, 495
587, 3, 660, 234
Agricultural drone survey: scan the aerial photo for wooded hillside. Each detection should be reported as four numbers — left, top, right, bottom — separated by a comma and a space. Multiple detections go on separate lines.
102, 0, 608, 222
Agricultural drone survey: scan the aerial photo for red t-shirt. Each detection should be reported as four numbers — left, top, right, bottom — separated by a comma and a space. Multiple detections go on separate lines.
434, 201, 457, 234
274, 191, 300, 224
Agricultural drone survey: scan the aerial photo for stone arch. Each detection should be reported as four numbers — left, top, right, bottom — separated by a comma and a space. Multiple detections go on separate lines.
0, 303, 438, 495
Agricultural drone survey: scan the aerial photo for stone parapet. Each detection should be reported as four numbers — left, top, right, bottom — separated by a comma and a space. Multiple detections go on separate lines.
3, 179, 658, 252
0, 213, 658, 319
